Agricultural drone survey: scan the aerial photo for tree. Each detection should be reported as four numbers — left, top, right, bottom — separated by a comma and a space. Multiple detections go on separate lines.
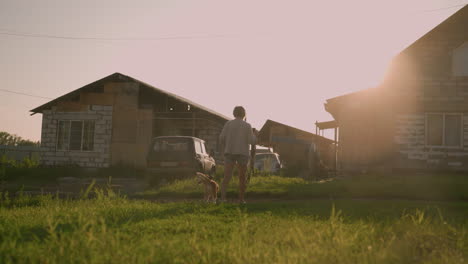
0, 131, 40, 146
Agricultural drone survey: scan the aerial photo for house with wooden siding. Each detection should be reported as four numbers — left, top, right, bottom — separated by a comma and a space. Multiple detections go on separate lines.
31, 72, 229, 168
325, 5, 468, 171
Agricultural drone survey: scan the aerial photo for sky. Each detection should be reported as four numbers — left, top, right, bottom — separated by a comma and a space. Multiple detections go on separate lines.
0, 0, 466, 141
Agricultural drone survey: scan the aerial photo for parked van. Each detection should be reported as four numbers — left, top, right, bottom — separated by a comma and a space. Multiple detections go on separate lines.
146, 136, 216, 185
254, 152, 282, 174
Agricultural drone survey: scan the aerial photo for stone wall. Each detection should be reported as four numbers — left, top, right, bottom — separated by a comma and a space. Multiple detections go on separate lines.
418, 77, 468, 112
394, 75, 468, 170
395, 113, 468, 170
40, 105, 113, 167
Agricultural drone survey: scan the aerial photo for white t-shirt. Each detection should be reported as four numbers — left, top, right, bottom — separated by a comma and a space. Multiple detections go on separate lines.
219, 118, 255, 156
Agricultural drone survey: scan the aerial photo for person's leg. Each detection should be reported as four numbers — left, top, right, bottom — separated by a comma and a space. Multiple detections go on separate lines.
238, 162, 248, 202
221, 161, 234, 200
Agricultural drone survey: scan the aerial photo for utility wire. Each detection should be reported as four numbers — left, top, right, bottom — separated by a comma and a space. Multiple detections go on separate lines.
0, 89, 52, 100
0, 30, 233, 41
1, 4, 466, 41
424, 3, 466, 12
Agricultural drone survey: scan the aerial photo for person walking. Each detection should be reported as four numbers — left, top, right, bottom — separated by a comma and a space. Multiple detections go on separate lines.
219, 106, 255, 203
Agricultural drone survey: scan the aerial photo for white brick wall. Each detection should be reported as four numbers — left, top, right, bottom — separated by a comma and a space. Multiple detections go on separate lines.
395, 113, 468, 168
40, 105, 113, 167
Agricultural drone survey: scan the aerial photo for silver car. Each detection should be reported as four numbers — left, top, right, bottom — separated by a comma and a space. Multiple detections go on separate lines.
254, 152, 282, 174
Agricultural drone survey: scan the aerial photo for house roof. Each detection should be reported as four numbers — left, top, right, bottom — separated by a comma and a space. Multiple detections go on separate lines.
399, 4, 468, 57
258, 119, 334, 145
325, 5, 468, 116
324, 87, 379, 118
325, 88, 371, 105
30, 72, 231, 121
315, 120, 338, 130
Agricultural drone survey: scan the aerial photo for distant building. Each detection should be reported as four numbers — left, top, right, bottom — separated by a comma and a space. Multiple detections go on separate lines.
325, 6, 468, 171
257, 119, 335, 173
31, 72, 229, 168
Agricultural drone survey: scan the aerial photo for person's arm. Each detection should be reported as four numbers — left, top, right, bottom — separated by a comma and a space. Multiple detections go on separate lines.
247, 124, 255, 145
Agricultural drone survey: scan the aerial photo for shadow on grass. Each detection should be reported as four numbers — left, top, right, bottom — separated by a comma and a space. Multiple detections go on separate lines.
2, 172, 467, 243
135, 172, 468, 202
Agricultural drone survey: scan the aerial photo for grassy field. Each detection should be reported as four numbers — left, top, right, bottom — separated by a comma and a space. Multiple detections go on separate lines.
1, 189, 467, 263
1, 172, 467, 263
138, 172, 468, 201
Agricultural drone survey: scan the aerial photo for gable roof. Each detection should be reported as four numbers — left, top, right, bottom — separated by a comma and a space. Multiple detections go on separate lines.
30, 72, 230, 121
325, 5, 468, 115
258, 119, 334, 145
399, 4, 468, 57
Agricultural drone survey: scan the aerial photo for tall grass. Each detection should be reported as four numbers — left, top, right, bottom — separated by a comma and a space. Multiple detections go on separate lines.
139, 172, 468, 201
0, 155, 39, 169
0, 191, 467, 264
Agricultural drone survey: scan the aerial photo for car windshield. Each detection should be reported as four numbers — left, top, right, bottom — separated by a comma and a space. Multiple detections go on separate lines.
152, 138, 190, 152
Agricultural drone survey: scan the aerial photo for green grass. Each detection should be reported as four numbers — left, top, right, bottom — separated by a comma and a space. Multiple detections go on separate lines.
0, 191, 467, 264
138, 172, 468, 201
1, 170, 467, 262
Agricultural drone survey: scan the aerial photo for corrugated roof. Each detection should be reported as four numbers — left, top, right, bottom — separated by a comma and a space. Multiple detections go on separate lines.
30, 72, 231, 121
258, 119, 334, 145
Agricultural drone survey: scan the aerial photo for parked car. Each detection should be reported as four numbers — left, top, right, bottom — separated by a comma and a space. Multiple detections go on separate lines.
146, 136, 216, 185
254, 152, 282, 174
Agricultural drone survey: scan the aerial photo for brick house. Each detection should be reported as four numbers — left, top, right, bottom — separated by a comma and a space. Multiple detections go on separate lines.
324, 5, 468, 171
31, 73, 229, 168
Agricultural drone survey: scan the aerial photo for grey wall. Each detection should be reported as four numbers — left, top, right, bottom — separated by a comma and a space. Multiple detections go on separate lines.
40, 105, 113, 167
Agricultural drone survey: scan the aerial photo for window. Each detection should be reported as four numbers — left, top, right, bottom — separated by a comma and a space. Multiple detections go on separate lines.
194, 140, 203, 154
426, 113, 462, 147
427, 114, 443, 146
57, 120, 95, 151
152, 138, 189, 152
453, 41, 468, 76
200, 141, 206, 154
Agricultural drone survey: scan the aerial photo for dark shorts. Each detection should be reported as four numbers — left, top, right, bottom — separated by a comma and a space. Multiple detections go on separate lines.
224, 154, 249, 166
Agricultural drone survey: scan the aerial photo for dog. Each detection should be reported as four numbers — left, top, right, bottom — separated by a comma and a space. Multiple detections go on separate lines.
196, 172, 219, 202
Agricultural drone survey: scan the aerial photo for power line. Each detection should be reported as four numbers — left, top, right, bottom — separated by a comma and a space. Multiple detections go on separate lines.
0, 89, 52, 100
1, 4, 466, 42
0, 30, 233, 41
424, 3, 466, 12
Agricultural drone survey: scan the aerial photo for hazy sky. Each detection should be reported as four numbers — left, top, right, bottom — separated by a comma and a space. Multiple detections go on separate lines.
0, 0, 466, 141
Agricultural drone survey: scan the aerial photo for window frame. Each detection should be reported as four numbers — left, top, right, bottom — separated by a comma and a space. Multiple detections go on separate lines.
425, 113, 463, 148
56, 120, 95, 152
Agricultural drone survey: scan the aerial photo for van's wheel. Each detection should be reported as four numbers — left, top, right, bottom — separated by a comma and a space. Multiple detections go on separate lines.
148, 177, 159, 187
146, 172, 161, 187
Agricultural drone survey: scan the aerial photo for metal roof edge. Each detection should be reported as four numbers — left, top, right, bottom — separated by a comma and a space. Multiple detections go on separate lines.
30, 72, 231, 121
259, 119, 334, 144
122, 74, 231, 121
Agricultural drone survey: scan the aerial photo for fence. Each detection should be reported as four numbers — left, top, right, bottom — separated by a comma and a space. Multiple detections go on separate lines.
0, 145, 42, 161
